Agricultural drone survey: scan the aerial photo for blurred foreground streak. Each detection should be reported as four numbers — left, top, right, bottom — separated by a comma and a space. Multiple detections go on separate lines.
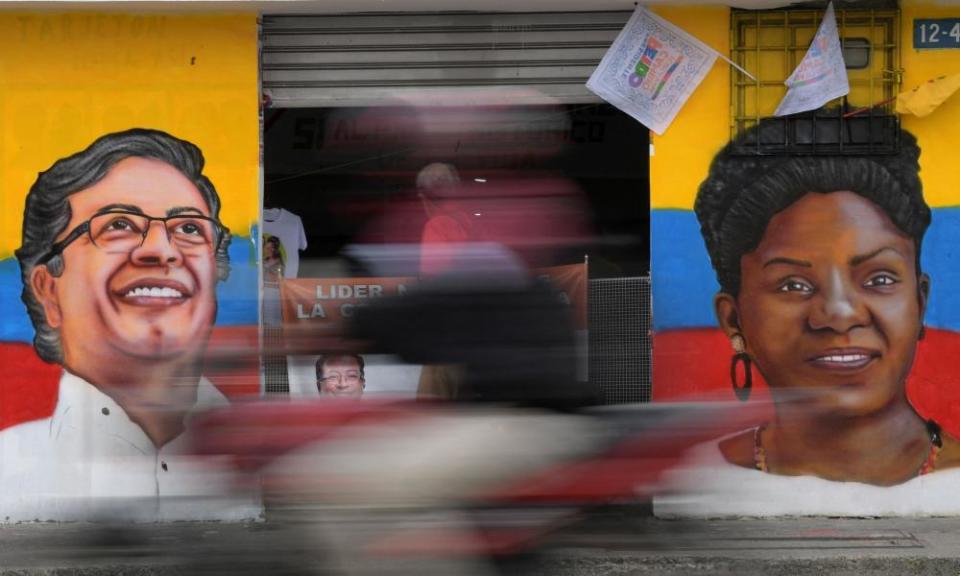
188, 270, 767, 575
192, 93, 761, 572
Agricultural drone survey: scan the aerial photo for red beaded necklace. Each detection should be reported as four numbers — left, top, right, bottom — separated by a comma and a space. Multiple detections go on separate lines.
753, 420, 943, 477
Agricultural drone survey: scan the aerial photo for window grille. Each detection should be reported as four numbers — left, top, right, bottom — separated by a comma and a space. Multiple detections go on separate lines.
730, 2, 900, 155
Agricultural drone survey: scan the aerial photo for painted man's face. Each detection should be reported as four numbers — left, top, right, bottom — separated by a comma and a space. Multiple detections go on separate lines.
39, 157, 218, 364
734, 191, 927, 415
319, 356, 365, 398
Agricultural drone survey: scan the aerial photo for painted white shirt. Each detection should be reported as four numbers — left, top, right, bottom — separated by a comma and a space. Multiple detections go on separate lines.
653, 432, 960, 517
0, 371, 262, 522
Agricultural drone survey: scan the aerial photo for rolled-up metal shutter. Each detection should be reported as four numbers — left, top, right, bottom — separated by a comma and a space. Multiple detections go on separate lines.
262, 11, 630, 108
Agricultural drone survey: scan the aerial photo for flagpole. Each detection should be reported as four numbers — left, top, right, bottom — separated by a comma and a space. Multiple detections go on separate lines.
842, 96, 897, 118
715, 52, 757, 82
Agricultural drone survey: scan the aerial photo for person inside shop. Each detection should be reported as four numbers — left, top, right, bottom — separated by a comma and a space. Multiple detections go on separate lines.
415, 161, 484, 277
316, 353, 366, 398
351, 105, 595, 409
382, 158, 590, 409
1, 128, 261, 521
656, 119, 960, 517
412, 162, 470, 400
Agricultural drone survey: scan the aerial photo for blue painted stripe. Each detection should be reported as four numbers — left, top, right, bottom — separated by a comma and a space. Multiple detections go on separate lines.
652, 207, 960, 332
216, 232, 260, 326
919, 207, 960, 331
0, 235, 259, 344
651, 210, 719, 331
0, 258, 27, 341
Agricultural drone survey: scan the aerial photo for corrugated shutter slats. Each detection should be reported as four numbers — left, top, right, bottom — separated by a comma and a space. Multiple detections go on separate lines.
262, 11, 630, 107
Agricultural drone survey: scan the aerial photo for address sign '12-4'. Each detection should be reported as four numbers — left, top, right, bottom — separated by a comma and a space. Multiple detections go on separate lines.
915, 19, 960, 49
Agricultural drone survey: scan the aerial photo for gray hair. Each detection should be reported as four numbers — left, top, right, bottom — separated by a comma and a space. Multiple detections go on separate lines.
416, 162, 460, 195
14, 128, 231, 364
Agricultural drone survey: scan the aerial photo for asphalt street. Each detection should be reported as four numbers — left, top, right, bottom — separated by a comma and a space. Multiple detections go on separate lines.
2, 511, 960, 575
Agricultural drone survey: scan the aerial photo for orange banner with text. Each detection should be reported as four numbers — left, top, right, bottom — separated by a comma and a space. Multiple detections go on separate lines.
280, 263, 587, 331
281, 277, 414, 327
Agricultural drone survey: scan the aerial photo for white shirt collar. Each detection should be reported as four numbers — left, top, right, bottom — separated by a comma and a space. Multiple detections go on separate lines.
52, 370, 228, 455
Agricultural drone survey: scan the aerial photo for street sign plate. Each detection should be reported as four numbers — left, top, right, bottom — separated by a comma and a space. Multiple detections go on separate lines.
915, 19, 960, 49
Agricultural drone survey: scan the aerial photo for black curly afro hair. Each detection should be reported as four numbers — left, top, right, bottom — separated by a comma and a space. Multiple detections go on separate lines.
694, 120, 930, 296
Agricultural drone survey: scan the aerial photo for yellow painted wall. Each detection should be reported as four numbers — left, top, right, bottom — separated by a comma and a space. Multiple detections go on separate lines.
0, 13, 259, 259
901, 0, 960, 209
649, 5, 731, 211
650, 2, 960, 211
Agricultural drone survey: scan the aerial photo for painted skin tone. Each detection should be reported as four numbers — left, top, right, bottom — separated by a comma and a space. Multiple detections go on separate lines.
318, 355, 365, 398
29, 157, 219, 449
715, 191, 959, 485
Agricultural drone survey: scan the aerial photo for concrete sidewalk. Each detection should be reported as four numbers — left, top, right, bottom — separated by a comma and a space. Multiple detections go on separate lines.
2, 516, 960, 575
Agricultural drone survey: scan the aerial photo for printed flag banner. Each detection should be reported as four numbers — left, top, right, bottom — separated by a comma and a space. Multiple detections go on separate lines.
896, 74, 960, 117
586, 6, 718, 135
774, 2, 849, 116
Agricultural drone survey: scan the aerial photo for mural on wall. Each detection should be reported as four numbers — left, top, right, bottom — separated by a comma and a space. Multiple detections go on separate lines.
653, 118, 960, 517
0, 14, 260, 522
643, 2, 960, 517
1, 130, 260, 522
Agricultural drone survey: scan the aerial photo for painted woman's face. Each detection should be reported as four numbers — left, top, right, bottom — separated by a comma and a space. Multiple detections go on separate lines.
722, 191, 927, 415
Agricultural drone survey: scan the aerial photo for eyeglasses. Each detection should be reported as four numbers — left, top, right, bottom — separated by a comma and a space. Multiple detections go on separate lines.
319, 373, 363, 385
38, 210, 227, 265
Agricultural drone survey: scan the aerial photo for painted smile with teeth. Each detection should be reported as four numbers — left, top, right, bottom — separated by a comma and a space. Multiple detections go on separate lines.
817, 354, 870, 363
116, 280, 192, 303
808, 350, 878, 369
124, 286, 184, 298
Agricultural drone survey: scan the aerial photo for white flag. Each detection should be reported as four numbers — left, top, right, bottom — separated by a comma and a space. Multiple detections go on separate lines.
586, 6, 718, 135
774, 2, 849, 116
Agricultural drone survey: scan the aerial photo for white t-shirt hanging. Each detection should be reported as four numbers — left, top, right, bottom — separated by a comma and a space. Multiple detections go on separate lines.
262, 208, 308, 280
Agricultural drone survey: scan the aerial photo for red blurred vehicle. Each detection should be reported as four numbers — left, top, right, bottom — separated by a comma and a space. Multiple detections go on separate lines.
189, 393, 766, 576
